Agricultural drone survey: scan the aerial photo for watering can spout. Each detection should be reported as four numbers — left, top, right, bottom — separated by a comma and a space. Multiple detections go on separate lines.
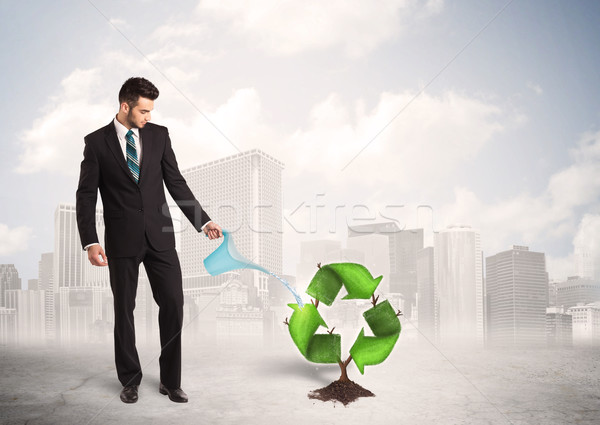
203, 229, 304, 308
203, 230, 269, 276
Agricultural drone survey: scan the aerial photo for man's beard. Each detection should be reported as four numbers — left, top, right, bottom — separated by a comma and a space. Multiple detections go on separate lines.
126, 111, 139, 129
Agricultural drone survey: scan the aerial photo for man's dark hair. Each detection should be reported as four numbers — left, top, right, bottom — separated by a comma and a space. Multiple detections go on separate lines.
118, 77, 159, 108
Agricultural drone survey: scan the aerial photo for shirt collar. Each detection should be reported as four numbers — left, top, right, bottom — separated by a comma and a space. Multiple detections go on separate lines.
113, 116, 140, 139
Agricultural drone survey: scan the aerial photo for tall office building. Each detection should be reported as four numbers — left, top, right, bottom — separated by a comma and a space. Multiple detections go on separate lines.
555, 276, 600, 310
389, 228, 424, 317
486, 246, 549, 347
54, 204, 109, 290
54, 204, 109, 343
573, 215, 600, 280
0, 307, 17, 344
38, 253, 55, 341
434, 225, 484, 345
546, 306, 572, 346
417, 247, 436, 341
567, 302, 600, 345
180, 149, 284, 309
575, 248, 597, 280
5, 289, 46, 345
347, 233, 390, 293
348, 223, 422, 316
54, 204, 85, 290
57, 286, 106, 343
0, 264, 21, 307
216, 278, 263, 344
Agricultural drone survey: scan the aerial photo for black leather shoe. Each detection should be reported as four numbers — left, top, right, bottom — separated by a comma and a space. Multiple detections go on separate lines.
120, 385, 139, 404
159, 382, 188, 403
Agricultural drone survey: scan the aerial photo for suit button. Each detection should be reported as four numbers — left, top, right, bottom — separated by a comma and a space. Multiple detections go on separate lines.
138, 208, 143, 212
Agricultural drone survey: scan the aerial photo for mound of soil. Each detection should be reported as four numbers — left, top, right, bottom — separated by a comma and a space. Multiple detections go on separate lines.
308, 379, 375, 406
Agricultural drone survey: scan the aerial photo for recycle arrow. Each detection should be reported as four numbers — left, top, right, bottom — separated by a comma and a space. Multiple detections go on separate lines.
288, 263, 401, 375
287, 303, 341, 364
305, 263, 383, 306
349, 299, 401, 374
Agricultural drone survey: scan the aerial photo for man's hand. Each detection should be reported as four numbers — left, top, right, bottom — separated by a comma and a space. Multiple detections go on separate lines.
203, 221, 223, 240
88, 244, 108, 266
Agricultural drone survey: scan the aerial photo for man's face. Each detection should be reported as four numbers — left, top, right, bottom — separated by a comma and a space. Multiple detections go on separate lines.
125, 96, 154, 129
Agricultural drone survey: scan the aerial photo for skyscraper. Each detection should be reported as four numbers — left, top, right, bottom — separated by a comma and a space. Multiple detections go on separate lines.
567, 302, 600, 345
180, 149, 284, 308
417, 246, 435, 341
0, 307, 17, 344
486, 245, 549, 347
38, 253, 55, 341
555, 276, 600, 310
54, 204, 110, 343
434, 225, 484, 345
54, 204, 85, 291
5, 289, 46, 345
546, 306, 572, 346
347, 233, 390, 293
0, 264, 21, 308
54, 204, 108, 290
575, 248, 598, 280
347, 222, 422, 314
28, 279, 39, 291
388, 228, 424, 317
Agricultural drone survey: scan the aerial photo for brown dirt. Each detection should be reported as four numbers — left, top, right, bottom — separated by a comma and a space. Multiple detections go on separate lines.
308, 379, 375, 406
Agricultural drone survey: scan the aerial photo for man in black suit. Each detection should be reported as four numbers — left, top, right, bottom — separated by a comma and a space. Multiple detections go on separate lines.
76, 77, 222, 404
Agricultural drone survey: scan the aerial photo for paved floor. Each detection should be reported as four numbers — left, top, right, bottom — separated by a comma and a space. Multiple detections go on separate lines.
1, 336, 599, 425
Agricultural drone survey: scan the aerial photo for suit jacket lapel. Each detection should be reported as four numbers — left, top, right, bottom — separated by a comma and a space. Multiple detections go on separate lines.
104, 121, 138, 185
138, 125, 152, 185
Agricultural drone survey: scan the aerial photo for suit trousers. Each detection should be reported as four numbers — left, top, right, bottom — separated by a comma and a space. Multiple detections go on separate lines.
108, 232, 184, 389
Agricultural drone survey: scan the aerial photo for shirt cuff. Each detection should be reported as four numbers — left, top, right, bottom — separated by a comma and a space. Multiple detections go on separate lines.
200, 220, 212, 231
84, 243, 100, 251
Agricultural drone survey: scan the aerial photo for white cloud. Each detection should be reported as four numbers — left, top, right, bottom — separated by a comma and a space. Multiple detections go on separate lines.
425, 0, 445, 15
108, 18, 126, 27
151, 21, 208, 42
14, 68, 114, 176
434, 131, 600, 279
573, 213, 600, 254
279, 90, 503, 193
527, 81, 543, 95
546, 253, 575, 282
160, 87, 276, 168
0, 224, 33, 256
547, 131, 600, 213
197, 0, 441, 57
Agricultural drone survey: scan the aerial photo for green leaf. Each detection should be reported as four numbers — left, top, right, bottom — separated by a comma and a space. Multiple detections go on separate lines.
349, 329, 400, 374
287, 303, 340, 364
306, 263, 382, 306
349, 300, 401, 374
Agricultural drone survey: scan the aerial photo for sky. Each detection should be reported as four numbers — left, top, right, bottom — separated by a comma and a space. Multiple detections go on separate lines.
1, 0, 600, 285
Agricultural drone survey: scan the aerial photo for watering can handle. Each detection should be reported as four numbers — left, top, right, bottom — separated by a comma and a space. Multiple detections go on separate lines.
204, 228, 228, 237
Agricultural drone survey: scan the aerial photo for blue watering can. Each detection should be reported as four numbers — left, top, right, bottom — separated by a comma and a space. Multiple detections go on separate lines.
203, 229, 304, 307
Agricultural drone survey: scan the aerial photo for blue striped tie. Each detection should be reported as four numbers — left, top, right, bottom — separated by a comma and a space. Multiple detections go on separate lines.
126, 130, 139, 183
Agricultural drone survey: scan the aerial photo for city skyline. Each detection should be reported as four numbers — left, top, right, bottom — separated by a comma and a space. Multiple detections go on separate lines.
2, 2, 600, 286
2, 141, 599, 347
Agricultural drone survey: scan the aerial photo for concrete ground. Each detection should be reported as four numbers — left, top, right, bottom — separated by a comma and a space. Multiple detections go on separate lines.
1, 335, 599, 425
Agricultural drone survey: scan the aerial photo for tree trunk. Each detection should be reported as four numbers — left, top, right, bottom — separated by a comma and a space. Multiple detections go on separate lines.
338, 355, 352, 382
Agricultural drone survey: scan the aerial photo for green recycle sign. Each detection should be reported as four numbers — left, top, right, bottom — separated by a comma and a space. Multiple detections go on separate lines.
287, 263, 401, 376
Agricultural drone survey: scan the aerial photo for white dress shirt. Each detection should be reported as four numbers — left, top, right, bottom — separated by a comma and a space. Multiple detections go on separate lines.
113, 116, 142, 163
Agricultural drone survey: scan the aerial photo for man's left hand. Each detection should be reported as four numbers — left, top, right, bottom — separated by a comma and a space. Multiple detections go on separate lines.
203, 221, 223, 240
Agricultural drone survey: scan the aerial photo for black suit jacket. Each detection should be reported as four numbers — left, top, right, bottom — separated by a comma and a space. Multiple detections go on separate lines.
76, 120, 211, 258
